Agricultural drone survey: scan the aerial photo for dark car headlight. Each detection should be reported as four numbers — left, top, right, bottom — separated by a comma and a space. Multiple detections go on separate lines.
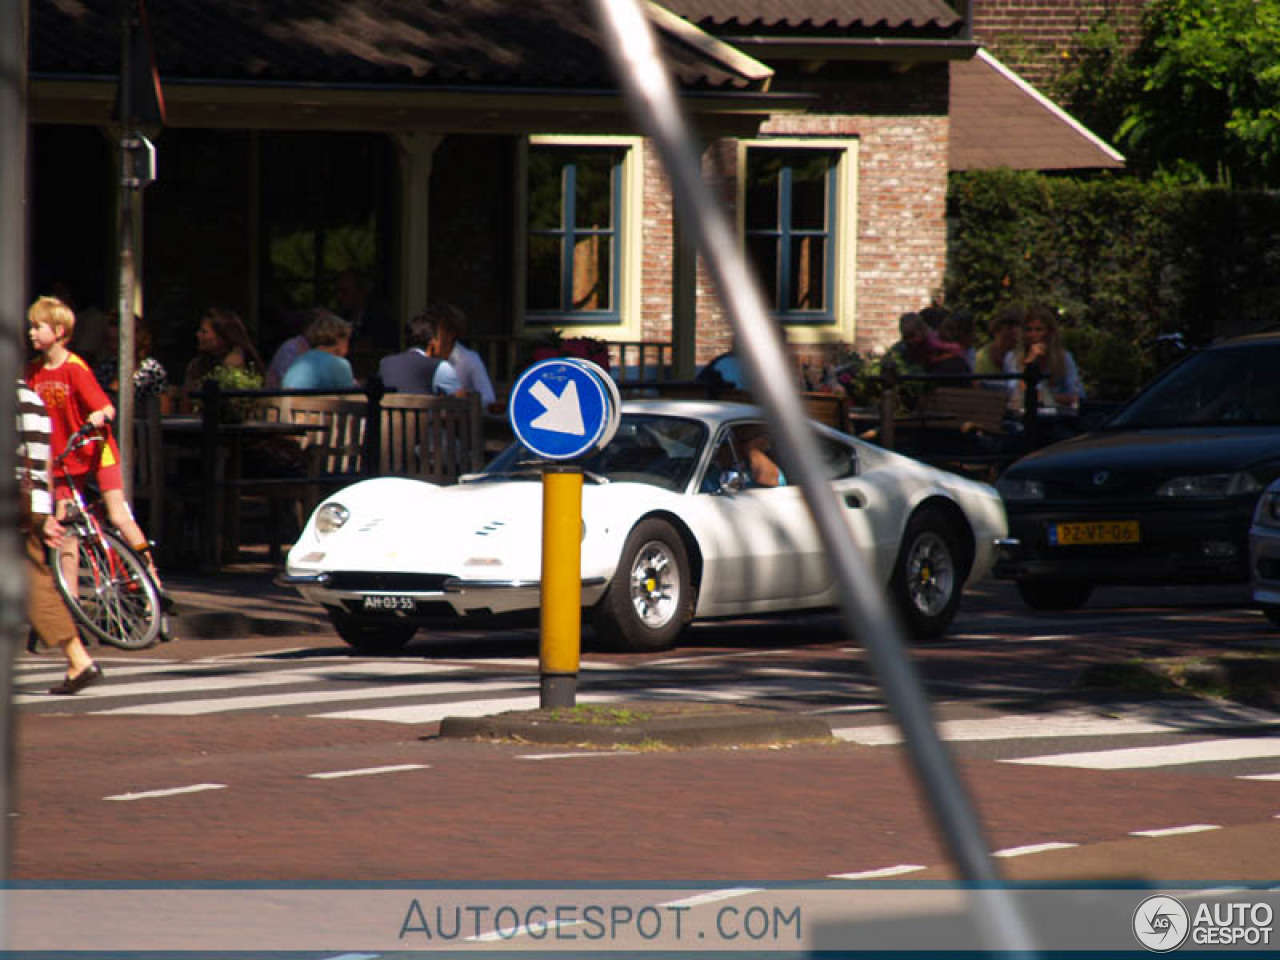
1255, 489, 1280, 528
1155, 472, 1261, 499
996, 475, 1045, 501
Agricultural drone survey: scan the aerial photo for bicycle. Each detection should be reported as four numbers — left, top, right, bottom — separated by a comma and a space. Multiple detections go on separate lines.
49, 421, 162, 650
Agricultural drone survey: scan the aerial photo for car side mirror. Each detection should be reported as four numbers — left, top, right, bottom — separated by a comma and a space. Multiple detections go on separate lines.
717, 469, 746, 494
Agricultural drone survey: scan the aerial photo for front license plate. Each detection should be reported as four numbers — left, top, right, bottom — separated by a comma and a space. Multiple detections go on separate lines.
1050, 520, 1140, 546
361, 595, 417, 612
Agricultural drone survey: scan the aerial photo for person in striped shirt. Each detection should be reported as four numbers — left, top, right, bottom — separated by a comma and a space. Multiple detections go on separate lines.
17, 379, 103, 694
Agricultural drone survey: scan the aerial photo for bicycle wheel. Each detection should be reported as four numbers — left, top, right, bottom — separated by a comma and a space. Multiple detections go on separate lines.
52, 525, 161, 650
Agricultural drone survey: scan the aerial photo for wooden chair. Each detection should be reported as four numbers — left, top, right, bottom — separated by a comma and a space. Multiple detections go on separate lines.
379, 392, 483, 483
244, 396, 366, 552
801, 391, 850, 431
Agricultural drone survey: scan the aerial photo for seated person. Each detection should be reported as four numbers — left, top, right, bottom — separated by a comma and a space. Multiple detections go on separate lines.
704, 423, 786, 491
428, 304, 497, 408
379, 312, 461, 396
975, 305, 1023, 393
281, 310, 357, 390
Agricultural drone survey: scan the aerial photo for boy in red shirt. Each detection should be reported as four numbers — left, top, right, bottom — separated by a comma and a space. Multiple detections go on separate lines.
26, 295, 168, 596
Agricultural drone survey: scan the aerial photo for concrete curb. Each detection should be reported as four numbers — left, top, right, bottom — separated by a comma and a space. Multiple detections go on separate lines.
439, 702, 834, 748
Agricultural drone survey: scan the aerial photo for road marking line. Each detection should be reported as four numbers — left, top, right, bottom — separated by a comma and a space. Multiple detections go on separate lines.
16, 671, 316, 705
829, 865, 926, 880
1239, 773, 1280, 781
307, 764, 429, 780
95, 679, 537, 716
292, 663, 469, 677
833, 713, 1175, 745
661, 888, 763, 908
105, 783, 227, 801
1006, 739, 1280, 770
993, 842, 1078, 858
517, 752, 629, 760
1129, 824, 1221, 838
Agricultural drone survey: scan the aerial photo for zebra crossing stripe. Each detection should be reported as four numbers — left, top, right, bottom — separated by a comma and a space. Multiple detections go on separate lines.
833, 713, 1175, 745
95, 679, 538, 716
311, 691, 630, 724
14, 671, 314, 704
1005, 738, 1280, 770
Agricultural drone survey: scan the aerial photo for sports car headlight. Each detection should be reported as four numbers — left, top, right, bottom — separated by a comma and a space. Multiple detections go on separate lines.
1155, 472, 1261, 499
996, 475, 1045, 501
1254, 489, 1280, 527
315, 502, 350, 534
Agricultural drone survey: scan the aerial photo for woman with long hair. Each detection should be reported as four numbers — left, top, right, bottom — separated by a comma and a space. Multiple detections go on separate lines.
1004, 304, 1084, 413
181, 307, 265, 396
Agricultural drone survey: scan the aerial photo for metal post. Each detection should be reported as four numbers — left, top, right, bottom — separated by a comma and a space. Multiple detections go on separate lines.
115, 0, 137, 494
539, 466, 583, 708
589, 2, 1036, 956
0, 0, 31, 912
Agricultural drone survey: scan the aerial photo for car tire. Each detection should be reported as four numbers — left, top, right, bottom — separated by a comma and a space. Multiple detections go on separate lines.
1015, 580, 1093, 611
328, 612, 417, 654
592, 518, 694, 652
1261, 605, 1280, 628
890, 509, 968, 642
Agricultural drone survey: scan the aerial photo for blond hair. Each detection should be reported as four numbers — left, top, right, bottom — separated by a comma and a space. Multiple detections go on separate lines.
28, 295, 76, 342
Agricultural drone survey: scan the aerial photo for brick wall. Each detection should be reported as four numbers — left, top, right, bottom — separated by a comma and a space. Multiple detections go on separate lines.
637, 63, 951, 372
971, 0, 1148, 91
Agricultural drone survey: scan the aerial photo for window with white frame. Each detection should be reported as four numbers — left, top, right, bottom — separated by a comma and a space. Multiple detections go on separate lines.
525, 144, 625, 325
743, 146, 842, 324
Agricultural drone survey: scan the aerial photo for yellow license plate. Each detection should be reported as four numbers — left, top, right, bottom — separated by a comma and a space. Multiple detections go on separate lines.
1051, 520, 1140, 546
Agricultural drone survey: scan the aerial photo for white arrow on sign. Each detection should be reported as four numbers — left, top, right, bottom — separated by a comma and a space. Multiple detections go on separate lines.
529, 378, 586, 435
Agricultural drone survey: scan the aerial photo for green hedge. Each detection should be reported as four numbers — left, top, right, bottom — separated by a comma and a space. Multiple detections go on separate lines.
946, 170, 1280, 400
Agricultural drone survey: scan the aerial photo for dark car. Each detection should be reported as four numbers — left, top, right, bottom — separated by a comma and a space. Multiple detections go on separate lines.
994, 333, 1280, 610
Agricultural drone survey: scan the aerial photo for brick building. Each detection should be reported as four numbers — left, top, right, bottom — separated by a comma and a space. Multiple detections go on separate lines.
969, 0, 1148, 92
27, 1, 1121, 389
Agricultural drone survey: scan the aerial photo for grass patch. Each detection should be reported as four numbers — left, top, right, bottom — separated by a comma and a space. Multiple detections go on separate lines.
545, 704, 655, 726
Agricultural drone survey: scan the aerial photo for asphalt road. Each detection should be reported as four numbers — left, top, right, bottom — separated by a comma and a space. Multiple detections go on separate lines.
11, 579, 1280, 893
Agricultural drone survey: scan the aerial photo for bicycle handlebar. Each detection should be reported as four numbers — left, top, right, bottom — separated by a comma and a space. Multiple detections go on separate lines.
55, 421, 106, 465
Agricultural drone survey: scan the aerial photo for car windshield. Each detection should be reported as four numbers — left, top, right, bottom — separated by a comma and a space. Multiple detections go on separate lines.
478, 414, 709, 492
1108, 343, 1280, 429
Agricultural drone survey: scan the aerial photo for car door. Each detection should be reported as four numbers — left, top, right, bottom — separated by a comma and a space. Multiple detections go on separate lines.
692, 422, 841, 612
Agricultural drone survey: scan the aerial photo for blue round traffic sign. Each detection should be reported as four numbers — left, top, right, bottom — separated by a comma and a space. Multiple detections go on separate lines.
509, 358, 618, 460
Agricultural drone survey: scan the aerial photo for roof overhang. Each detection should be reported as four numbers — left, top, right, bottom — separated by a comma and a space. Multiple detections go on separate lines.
950, 48, 1125, 172
705, 36, 977, 62
30, 78, 811, 137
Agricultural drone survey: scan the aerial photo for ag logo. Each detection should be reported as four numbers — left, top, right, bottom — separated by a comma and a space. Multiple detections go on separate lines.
1133, 895, 1190, 952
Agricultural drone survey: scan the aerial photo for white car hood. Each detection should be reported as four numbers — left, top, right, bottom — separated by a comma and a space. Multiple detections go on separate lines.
290, 479, 550, 578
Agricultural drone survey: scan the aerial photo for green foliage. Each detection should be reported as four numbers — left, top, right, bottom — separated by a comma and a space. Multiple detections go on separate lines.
1057, 0, 1280, 187
947, 170, 1280, 400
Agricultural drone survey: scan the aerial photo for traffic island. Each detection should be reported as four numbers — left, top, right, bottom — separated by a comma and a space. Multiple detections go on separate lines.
438, 700, 834, 748
1079, 654, 1280, 709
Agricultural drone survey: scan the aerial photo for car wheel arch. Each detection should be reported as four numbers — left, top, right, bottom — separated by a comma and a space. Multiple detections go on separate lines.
907, 496, 975, 582
630, 508, 704, 599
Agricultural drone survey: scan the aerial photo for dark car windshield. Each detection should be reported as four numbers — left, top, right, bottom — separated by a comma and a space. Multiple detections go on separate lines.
1108, 343, 1280, 429
478, 414, 709, 492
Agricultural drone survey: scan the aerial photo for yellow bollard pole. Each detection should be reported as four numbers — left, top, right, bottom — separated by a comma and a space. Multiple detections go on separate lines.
540, 465, 584, 708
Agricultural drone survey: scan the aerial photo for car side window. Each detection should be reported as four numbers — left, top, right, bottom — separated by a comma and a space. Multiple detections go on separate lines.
814, 431, 857, 480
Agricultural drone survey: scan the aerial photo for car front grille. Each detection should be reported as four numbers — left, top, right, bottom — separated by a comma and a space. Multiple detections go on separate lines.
324, 571, 451, 592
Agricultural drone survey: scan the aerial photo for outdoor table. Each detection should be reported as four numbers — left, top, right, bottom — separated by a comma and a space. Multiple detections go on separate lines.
161, 416, 318, 571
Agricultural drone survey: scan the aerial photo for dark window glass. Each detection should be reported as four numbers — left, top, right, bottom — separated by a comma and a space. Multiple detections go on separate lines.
526, 145, 623, 324
744, 148, 837, 322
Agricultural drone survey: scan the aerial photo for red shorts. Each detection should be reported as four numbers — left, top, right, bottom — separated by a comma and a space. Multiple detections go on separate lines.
55, 462, 123, 501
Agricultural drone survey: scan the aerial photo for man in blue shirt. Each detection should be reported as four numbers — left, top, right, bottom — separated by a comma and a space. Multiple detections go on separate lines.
282, 311, 357, 390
